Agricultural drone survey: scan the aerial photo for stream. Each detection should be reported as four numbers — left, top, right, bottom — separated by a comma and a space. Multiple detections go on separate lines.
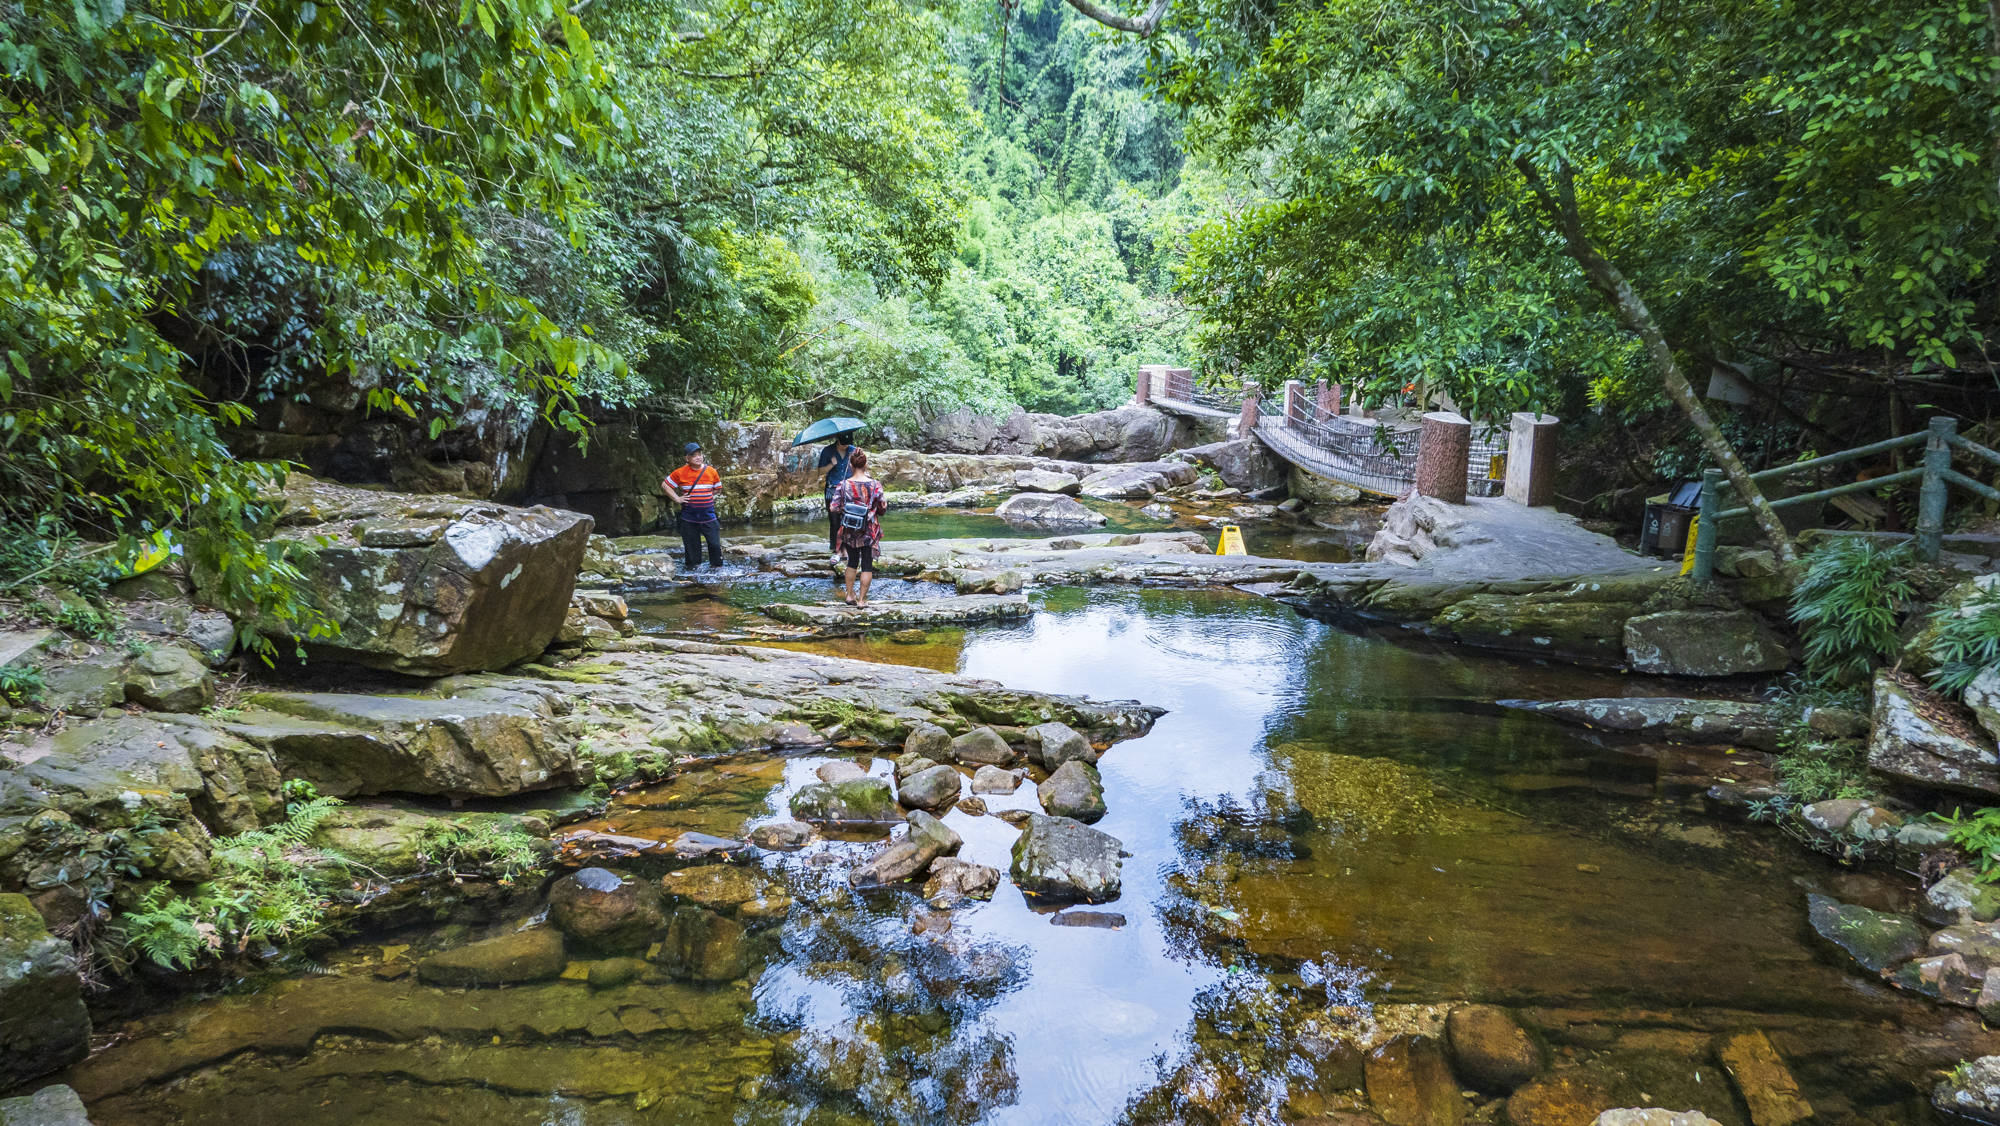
67, 573, 1983, 1124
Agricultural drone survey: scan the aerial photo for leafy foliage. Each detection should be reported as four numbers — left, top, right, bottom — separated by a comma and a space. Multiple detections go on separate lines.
1938, 806, 2000, 882
1789, 538, 1918, 681
416, 820, 547, 883
0, 662, 43, 705
1922, 589, 2000, 700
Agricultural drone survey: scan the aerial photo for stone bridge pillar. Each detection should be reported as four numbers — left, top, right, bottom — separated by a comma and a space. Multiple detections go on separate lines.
1236, 383, 1261, 439
1281, 380, 1304, 428
1316, 380, 1341, 422
1415, 412, 1471, 504
1504, 412, 1559, 507
1134, 364, 1161, 406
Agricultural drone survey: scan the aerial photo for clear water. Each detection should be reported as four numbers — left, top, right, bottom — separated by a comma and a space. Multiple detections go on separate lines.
64, 588, 1981, 1125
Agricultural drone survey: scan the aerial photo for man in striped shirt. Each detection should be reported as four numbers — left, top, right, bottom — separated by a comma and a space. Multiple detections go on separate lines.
662, 441, 725, 571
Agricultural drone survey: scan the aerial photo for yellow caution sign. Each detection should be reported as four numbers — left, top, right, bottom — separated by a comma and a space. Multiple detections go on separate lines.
1679, 515, 1700, 576
1217, 525, 1247, 556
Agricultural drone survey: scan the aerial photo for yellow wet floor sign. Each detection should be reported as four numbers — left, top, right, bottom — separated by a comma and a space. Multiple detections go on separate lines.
1217, 525, 1247, 556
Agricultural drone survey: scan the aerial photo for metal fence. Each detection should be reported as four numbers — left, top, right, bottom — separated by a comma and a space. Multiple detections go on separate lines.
1151, 369, 1241, 416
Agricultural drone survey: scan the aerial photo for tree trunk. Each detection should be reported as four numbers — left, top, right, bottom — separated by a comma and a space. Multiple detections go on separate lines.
1519, 158, 1797, 563
1062, 0, 1171, 36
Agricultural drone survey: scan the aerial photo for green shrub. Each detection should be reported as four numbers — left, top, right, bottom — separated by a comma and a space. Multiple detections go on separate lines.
1789, 538, 1917, 682
111, 784, 349, 970
0, 663, 43, 705
1923, 589, 2000, 701
1937, 806, 2000, 882
416, 821, 548, 883
0, 516, 114, 597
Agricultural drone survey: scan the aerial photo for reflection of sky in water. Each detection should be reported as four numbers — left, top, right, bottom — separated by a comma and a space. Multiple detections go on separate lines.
750, 589, 1323, 1125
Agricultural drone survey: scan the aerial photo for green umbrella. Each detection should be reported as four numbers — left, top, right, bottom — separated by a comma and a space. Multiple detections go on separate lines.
792, 416, 867, 448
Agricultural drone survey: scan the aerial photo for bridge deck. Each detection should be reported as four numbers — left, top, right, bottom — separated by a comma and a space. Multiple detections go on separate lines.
1254, 421, 1405, 498
1150, 398, 1236, 421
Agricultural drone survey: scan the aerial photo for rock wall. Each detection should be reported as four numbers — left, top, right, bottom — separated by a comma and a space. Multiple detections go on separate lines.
914, 405, 1228, 462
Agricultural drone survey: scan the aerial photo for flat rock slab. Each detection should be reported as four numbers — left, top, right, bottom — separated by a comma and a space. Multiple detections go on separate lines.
760, 595, 1031, 635
1499, 697, 1785, 750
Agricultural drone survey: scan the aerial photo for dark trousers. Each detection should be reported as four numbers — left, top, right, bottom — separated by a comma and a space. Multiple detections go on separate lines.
679, 514, 723, 569
827, 504, 841, 553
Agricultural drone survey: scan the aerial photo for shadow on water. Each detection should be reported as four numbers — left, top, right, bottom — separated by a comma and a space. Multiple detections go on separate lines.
73, 588, 1985, 1125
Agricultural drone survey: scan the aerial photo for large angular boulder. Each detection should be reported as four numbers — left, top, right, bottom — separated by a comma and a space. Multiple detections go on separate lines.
994, 493, 1107, 527
1868, 670, 2000, 796
1622, 609, 1791, 676
850, 810, 963, 888
1013, 470, 1081, 495
238, 474, 593, 676
1010, 813, 1122, 902
0, 1086, 94, 1126
1174, 438, 1284, 494
0, 895, 89, 1090
1076, 462, 1199, 500
1029, 721, 1097, 769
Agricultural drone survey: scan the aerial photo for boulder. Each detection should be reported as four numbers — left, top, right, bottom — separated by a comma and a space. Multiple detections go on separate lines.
1014, 470, 1081, 495
0, 895, 89, 1090
1077, 462, 1198, 500
234, 474, 593, 676
994, 493, 1107, 527
416, 926, 567, 987
817, 761, 870, 784
659, 865, 779, 916
0, 1086, 94, 1126
1622, 610, 1790, 677
1038, 760, 1107, 823
653, 905, 752, 982
1805, 894, 1925, 972
1505, 1074, 1612, 1126
952, 569, 1027, 595
1713, 1030, 1812, 1126
123, 645, 214, 713
850, 810, 962, 888
546, 868, 665, 953
1870, 670, 2000, 796
952, 727, 1017, 767
748, 821, 815, 851
1445, 1004, 1541, 1092
1174, 438, 1284, 494
1594, 1114, 1721, 1126
971, 765, 1023, 794
1937, 1056, 2000, 1125
1030, 721, 1097, 768
924, 858, 1001, 908
1010, 814, 1122, 902
899, 764, 963, 812
1970, 668, 2000, 746
1364, 1035, 1464, 1126
1927, 868, 2000, 925
905, 721, 954, 764
789, 778, 901, 825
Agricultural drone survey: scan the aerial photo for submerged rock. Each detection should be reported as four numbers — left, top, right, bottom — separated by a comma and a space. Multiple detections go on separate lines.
790, 778, 901, 825
1507, 1073, 1611, 1126
547, 868, 664, 954
1038, 759, 1106, 823
1498, 697, 1785, 750
234, 474, 592, 676
416, 926, 567, 987
748, 820, 815, 851
0, 894, 89, 1090
1445, 1004, 1541, 1092
899, 764, 963, 812
653, 905, 751, 981
1805, 893, 1925, 972
995, 492, 1108, 526
1595, 1114, 1722, 1126
1713, 1030, 1812, 1126
1010, 814, 1122, 902
1364, 1035, 1464, 1126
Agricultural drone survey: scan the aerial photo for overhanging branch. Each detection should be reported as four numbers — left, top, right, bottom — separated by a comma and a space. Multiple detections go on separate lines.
1063, 0, 1171, 37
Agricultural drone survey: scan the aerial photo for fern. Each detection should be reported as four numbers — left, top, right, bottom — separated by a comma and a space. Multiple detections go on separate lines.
417, 821, 548, 883
1789, 537, 1917, 682
1923, 589, 2000, 700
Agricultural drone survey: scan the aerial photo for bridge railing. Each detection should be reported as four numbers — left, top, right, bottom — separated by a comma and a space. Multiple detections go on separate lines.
1688, 416, 2000, 580
1267, 382, 1507, 498
1141, 365, 1241, 416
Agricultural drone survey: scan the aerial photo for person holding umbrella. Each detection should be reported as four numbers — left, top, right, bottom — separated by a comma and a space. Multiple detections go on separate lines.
661, 441, 725, 572
818, 430, 858, 558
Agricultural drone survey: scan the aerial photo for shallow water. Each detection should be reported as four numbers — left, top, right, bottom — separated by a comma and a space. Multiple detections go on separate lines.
74, 588, 1986, 1125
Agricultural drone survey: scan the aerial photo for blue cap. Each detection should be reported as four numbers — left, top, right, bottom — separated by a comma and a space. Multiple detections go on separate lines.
684, 441, 702, 454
